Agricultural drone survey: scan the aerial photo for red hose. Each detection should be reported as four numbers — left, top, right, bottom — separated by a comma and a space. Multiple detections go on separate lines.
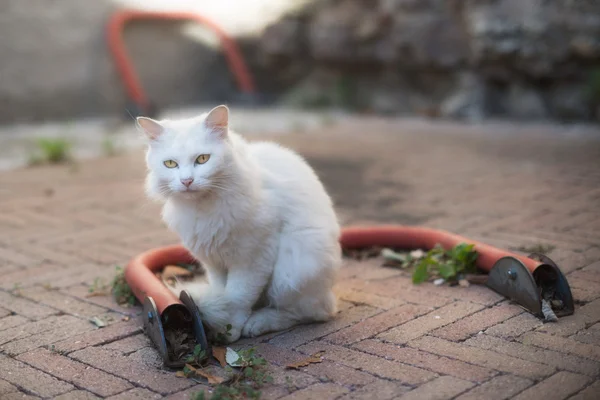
124, 244, 195, 313
107, 10, 256, 112
125, 225, 544, 309
341, 225, 541, 273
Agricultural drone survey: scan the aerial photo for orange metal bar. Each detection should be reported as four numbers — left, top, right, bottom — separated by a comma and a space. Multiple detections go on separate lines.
107, 10, 256, 111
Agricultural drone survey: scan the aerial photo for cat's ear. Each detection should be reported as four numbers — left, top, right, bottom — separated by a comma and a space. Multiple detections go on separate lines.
136, 117, 164, 140
204, 105, 229, 138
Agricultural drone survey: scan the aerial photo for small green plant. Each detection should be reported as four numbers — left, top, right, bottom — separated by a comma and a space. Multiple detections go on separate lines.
11, 283, 23, 296
186, 344, 208, 367
30, 138, 72, 165
88, 277, 108, 295
333, 75, 358, 110
192, 391, 206, 400
48, 344, 67, 355
381, 244, 479, 285
234, 347, 270, 379
412, 243, 479, 284
102, 136, 118, 157
111, 266, 136, 306
189, 347, 273, 400
214, 324, 233, 345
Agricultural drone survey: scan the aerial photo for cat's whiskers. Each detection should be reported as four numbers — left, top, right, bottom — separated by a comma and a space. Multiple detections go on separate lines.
155, 182, 173, 197
202, 182, 232, 192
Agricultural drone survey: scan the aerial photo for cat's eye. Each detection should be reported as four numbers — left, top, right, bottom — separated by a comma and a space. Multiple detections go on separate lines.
196, 154, 210, 164
163, 160, 178, 168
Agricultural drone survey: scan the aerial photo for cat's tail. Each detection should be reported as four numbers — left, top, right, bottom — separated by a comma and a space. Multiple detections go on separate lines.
168, 280, 230, 333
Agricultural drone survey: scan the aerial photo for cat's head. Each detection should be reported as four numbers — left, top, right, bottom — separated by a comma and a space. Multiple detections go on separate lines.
137, 105, 233, 200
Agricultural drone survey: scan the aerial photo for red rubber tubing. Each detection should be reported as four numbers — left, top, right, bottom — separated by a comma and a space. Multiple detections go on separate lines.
124, 244, 195, 313
340, 225, 541, 272
107, 10, 256, 110
125, 225, 543, 312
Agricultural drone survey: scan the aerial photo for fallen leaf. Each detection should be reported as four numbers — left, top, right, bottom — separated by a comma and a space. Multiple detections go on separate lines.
195, 367, 226, 384
163, 265, 193, 278
225, 347, 243, 367
381, 248, 407, 264
458, 278, 470, 287
433, 278, 445, 286
212, 346, 227, 367
285, 351, 325, 370
89, 317, 107, 328
410, 249, 426, 259
175, 371, 187, 378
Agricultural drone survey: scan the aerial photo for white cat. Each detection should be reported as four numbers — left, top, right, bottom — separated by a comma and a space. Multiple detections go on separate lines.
137, 105, 341, 342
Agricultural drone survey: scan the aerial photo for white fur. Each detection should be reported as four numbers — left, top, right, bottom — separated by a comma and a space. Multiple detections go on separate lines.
140, 106, 341, 342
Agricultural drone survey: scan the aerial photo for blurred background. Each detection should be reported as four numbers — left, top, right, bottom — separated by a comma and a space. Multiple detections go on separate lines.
0, 0, 599, 168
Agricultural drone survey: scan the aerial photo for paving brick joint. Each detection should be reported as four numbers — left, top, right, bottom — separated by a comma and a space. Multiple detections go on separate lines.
0, 120, 599, 399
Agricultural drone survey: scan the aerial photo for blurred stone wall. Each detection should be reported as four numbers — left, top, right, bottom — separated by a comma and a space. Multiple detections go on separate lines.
0, 0, 237, 123
259, 0, 600, 122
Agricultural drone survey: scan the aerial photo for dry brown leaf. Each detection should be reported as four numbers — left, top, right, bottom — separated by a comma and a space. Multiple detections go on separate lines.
195, 368, 226, 384
163, 265, 193, 278
285, 351, 325, 370
212, 346, 227, 367
175, 371, 187, 378
182, 364, 226, 385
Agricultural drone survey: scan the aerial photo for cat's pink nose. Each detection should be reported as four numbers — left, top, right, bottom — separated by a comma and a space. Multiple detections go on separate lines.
181, 178, 194, 187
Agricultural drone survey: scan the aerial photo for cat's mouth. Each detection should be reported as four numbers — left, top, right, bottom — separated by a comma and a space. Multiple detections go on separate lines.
172, 184, 217, 198
174, 187, 209, 197
178, 187, 200, 194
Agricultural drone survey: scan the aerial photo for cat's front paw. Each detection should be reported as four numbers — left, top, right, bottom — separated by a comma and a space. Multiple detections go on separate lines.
242, 312, 272, 338
218, 311, 248, 343
209, 323, 242, 344
227, 325, 242, 343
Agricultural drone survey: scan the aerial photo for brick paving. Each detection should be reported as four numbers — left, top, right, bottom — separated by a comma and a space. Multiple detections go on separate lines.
0, 118, 599, 399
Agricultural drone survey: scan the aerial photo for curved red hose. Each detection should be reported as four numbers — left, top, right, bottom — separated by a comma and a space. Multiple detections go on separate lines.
341, 225, 541, 273
107, 10, 256, 111
124, 244, 195, 313
125, 225, 543, 309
